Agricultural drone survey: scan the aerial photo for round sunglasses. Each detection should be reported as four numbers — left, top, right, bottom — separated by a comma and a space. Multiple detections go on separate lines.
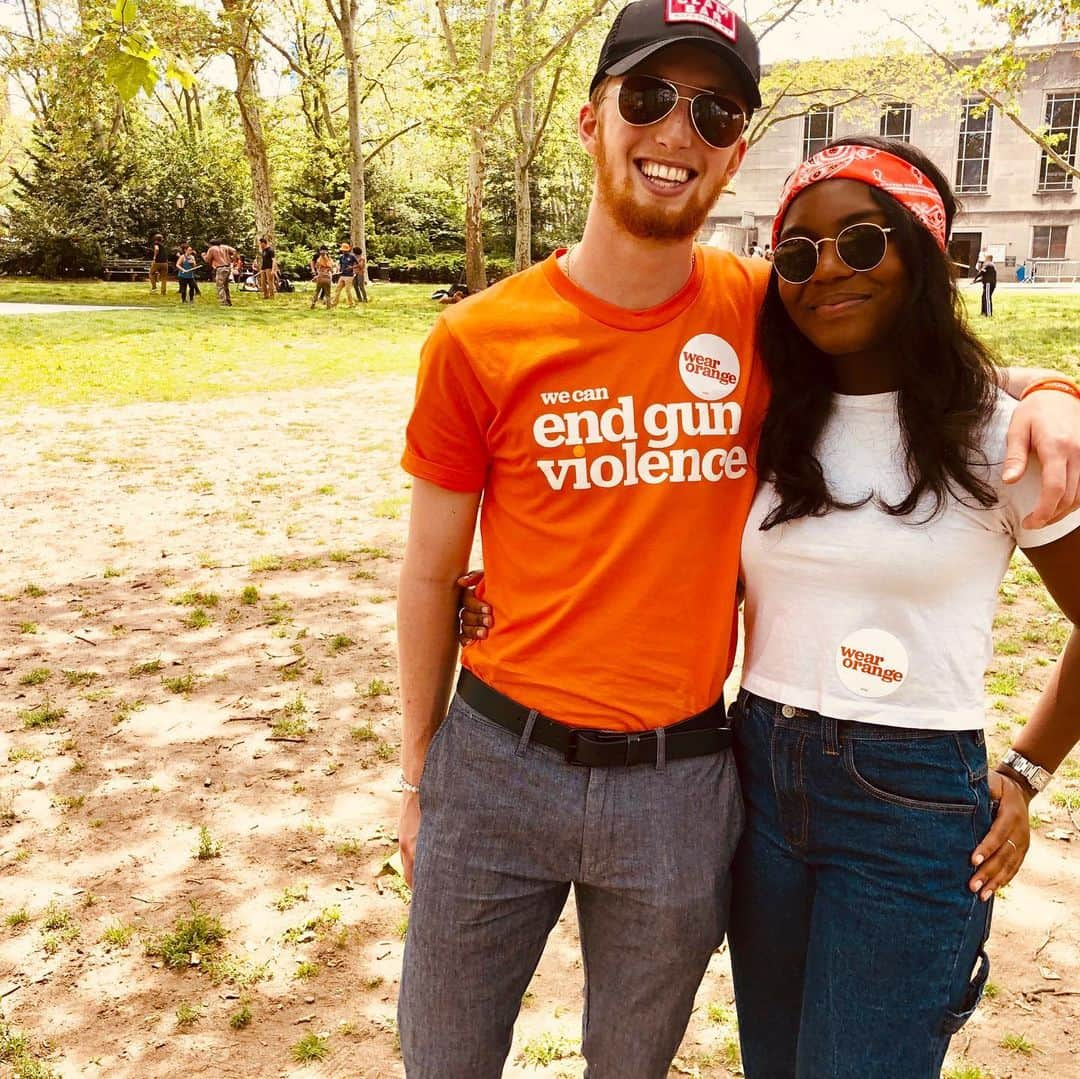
614, 75, 747, 150
773, 222, 895, 284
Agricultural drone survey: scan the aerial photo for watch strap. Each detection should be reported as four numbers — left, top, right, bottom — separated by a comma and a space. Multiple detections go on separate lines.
999, 749, 1051, 793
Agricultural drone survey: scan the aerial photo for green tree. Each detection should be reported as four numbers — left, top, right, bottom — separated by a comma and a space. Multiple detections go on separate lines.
220, 0, 276, 241
4, 118, 134, 274
895, 2, 1080, 182
425, 0, 613, 291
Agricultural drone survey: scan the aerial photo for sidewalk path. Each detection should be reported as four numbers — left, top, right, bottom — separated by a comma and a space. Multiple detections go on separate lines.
0, 302, 139, 315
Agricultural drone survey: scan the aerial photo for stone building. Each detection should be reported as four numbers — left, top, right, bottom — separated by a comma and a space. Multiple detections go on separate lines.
705, 42, 1080, 281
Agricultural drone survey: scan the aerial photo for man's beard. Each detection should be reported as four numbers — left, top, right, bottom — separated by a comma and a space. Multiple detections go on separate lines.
594, 123, 728, 242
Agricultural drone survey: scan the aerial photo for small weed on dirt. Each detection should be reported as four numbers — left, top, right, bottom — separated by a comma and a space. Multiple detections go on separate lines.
146, 902, 227, 969
195, 825, 221, 860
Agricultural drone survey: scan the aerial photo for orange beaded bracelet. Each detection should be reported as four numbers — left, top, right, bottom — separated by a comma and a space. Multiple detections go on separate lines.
1019, 376, 1080, 402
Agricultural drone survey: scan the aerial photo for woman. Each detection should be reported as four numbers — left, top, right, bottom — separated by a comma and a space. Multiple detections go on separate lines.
725, 134, 1079, 1077
458, 136, 1080, 1077
175, 245, 198, 304
310, 247, 333, 309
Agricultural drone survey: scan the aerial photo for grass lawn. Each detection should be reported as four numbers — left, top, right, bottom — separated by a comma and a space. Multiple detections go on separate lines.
0, 278, 1076, 410
960, 288, 1080, 379
0, 279, 439, 409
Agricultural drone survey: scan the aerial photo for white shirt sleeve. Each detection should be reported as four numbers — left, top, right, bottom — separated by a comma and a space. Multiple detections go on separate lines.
990, 393, 1080, 548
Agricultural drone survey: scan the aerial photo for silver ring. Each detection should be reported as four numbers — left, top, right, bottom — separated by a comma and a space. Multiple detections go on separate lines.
1005, 838, 1019, 854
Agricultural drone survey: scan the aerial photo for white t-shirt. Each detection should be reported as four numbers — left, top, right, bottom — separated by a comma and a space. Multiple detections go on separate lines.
740, 390, 1080, 730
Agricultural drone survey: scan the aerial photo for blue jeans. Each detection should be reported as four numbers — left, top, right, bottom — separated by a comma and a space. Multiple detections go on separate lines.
729, 690, 994, 1079
399, 692, 744, 1077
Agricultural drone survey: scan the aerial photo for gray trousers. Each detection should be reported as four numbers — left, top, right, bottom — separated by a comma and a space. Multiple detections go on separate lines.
214, 265, 232, 305
399, 693, 744, 1078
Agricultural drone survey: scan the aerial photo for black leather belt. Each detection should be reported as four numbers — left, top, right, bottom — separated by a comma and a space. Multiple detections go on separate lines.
456, 669, 731, 767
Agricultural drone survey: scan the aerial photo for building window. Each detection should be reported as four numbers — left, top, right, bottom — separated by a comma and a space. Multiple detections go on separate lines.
1037, 92, 1079, 192
880, 103, 912, 142
803, 106, 834, 160
1032, 225, 1068, 259
955, 99, 993, 194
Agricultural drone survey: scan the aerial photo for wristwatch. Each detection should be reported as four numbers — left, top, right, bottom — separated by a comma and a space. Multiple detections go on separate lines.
998, 749, 1052, 794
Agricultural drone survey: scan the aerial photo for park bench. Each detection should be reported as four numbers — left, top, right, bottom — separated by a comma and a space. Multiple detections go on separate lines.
103, 258, 151, 281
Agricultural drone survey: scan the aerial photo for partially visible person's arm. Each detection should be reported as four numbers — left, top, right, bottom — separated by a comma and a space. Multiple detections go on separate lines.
969, 526, 1080, 898
1009, 531, 1080, 775
999, 367, 1076, 398
397, 478, 481, 884
999, 380, 1080, 525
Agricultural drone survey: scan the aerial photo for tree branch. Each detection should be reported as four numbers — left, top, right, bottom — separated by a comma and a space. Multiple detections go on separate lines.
363, 120, 422, 164
524, 61, 564, 169
891, 16, 1078, 180
485, 0, 611, 130
433, 0, 459, 68
755, 0, 810, 42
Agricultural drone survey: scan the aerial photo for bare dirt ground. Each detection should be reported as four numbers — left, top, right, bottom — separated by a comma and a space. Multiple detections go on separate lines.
0, 376, 1077, 1078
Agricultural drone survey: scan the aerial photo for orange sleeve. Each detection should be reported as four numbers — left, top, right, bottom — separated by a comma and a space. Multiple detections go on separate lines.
401, 316, 493, 493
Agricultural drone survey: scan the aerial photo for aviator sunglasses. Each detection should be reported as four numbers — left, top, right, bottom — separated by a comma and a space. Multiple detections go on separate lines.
772, 222, 895, 284
614, 74, 747, 150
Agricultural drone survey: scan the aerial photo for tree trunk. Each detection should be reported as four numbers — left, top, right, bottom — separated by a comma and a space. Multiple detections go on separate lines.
465, 126, 487, 292
222, 0, 275, 243
462, 0, 500, 292
339, 0, 367, 271
192, 82, 204, 133
513, 72, 534, 272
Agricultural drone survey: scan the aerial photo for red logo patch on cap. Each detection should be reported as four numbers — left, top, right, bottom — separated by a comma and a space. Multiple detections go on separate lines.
665, 0, 737, 41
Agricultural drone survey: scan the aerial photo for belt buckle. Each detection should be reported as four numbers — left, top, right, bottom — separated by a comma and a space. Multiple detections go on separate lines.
565, 725, 639, 769
565, 727, 622, 766
565, 729, 586, 766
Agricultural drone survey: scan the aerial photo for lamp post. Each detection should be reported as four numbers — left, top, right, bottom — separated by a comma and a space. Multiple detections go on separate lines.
175, 195, 187, 247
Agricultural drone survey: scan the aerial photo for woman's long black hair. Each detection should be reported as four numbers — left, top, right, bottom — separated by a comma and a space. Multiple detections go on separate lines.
756, 134, 1001, 530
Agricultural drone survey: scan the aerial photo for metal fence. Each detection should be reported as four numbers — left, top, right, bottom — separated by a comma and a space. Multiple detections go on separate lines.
1022, 259, 1080, 283
699, 222, 755, 255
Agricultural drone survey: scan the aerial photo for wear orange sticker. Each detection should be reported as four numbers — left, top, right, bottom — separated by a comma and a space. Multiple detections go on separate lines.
835, 628, 909, 699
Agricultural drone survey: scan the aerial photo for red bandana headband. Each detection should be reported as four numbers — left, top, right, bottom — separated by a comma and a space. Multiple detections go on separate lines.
772, 145, 948, 252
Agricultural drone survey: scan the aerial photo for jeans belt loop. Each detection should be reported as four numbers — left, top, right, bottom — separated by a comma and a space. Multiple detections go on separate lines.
823, 715, 841, 757
655, 726, 667, 773
516, 709, 539, 757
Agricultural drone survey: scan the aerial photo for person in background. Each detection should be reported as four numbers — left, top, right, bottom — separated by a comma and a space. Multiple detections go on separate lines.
148, 233, 169, 295
353, 246, 369, 303
257, 237, 277, 300
310, 246, 333, 309
176, 245, 198, 304
332, 241, 359, 308
974, 252, 997, 317
179, 238, 201, 298
203, 239, 236, 307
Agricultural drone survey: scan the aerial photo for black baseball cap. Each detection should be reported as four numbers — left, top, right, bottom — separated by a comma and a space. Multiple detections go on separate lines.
591, 0, 761, 111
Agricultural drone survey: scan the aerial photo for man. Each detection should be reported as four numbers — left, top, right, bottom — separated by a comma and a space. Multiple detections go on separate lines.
400, 8, 771, 1075
257, 237, 277, 300
331, 241, 358, 308
203, 239, 237, 307
148, 233, 169, 295
397, 3, 1080, 1076
975, 251, 997, 316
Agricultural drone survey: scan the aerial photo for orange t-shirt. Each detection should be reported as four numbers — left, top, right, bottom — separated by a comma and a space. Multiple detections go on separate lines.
402, 247, 770, 730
